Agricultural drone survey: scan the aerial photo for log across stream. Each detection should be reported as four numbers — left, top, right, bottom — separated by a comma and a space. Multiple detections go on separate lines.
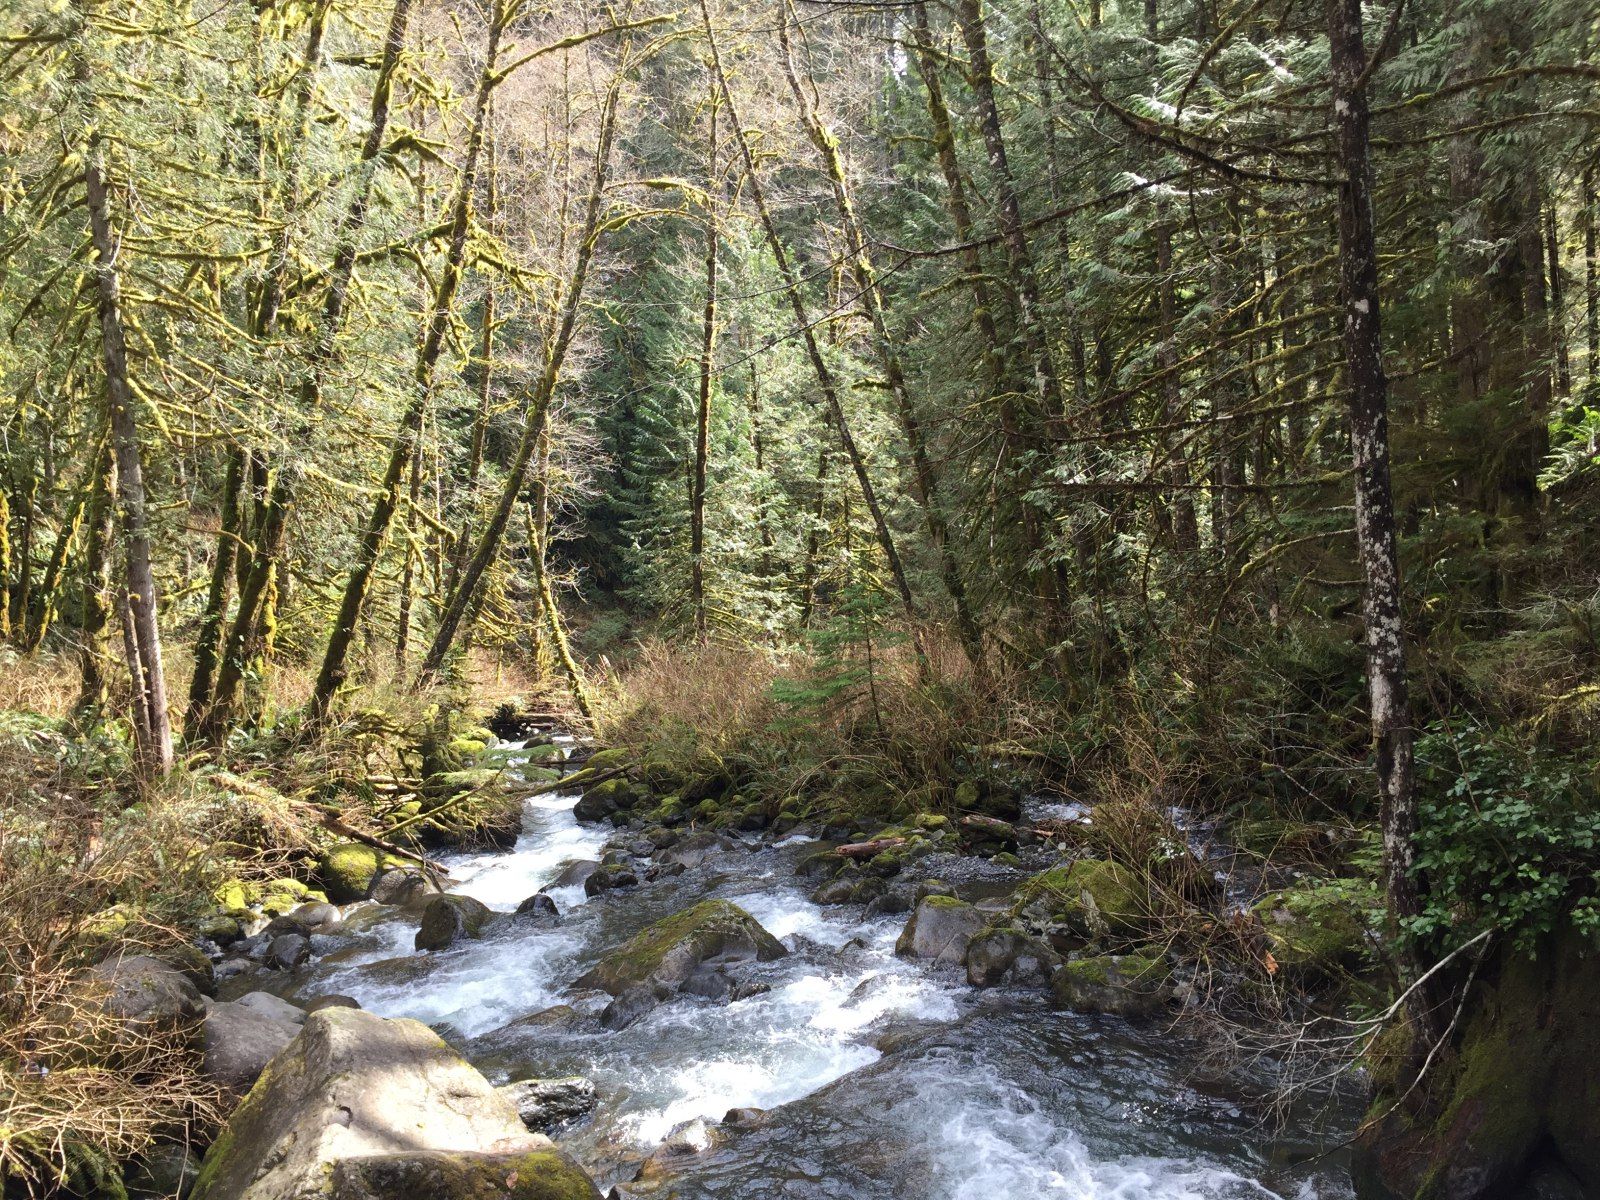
242, 739, 1359, 1199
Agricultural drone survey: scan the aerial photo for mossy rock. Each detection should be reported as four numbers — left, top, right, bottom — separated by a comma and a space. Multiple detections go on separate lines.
1351, 928, 1600, 1200
1051, 953, 1172, 1017
329, 1148, 602, 1200
1014, 858, 1151, 942
573, 899, 786, 997
317, 843, 385, 904
573, 777, 642, 824
953, 776, 1022, 822
415, 894, 494, 952
1251, 879, 1373, 977
583, 747, 633, 773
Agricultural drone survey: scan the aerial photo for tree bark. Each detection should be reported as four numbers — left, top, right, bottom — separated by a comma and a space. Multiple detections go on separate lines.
690, 93, 719, 645
314, 2, 506, 717
78, 445, 115, 711
82, 115, 174, 774
1328, 0, 1429, 1028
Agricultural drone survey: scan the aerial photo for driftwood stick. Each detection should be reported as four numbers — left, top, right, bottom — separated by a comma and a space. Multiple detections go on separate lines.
836, 837, 907, 858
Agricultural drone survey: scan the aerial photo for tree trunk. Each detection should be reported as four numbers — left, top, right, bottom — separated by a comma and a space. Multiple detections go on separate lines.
200, 0, 414, 741
186, 448, 244, 729
419, 52, 624, 680
779, 2, 984, 667
690, 93, 719, 645
1328, 0, 1429, 1028
83, 118, 174, 775
78, 446, 115, 711
1584, 166, 1598, 402
313, 3, 505, 718
701, 0, 925, 663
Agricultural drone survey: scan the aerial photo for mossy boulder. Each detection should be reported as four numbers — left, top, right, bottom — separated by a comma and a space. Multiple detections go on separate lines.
1251, 879, 1373, 977
1013, 859, 1150, 944
189, 1008, 590, 1200
895, 896, 987, 966
582, 747, 633, 773
415, 894, 494, 952
573, 900, 786, 1028
953, 776, 1022, 822
328, 1148, 601, 1200
317, 844, 386, 904
965, 926, 1058, 987
1051, 954, 1173, 1017
572, 777, 642, 824
1351, 929, 1600, 1200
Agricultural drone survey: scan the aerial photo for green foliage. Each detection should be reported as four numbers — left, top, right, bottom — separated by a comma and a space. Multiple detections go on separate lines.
1411, 720, 1600, 952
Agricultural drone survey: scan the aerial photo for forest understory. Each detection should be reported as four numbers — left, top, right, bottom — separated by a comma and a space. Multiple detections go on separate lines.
2, 0, 1599, 1198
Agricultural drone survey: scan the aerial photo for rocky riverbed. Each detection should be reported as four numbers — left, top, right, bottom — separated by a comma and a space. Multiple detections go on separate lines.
181, 735, 1363, 1199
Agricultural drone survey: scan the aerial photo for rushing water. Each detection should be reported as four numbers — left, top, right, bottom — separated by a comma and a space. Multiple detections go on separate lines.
278, 745, 1357, 1199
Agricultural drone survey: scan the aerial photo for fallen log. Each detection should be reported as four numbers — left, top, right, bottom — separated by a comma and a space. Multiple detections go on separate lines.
836, 837, 907, 859
958, 814, 1019, 841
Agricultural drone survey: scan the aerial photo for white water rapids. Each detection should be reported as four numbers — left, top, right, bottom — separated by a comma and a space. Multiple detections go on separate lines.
281, 753, 1355, 1199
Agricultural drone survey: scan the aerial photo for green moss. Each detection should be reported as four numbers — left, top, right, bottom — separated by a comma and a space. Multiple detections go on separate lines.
1251, 878, 1373, 976
1016, 858, 1148, 939
922, 893, 968, 910
573, 899, 784, 995
318, 842, 383, 903
584, 748, 633, 772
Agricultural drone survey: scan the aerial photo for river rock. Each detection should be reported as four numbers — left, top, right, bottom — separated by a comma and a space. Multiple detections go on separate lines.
414, 894, 493, 952
543, 860, 601, 892
85, 954, 205, 1042
328, 1149, 601, 1200
965, 927, 1059, 987
515, 893, 560, 920
584, 862, 640, 897
574, 899, 788, 1030
1051, 954, 1173, 1017
317, 843, 387, 904
895, 897, 986, 967
234, 992, 306, 1025
573, 777, 641, 823
369, 867, 439, 907
864, 882, 916, 918
267, 902, 343, 937
498, 1077, 598, 1131
306, 995, 361, 1013
1012, 859, 1150, 946
722, 1107, 767, 1129
202, 999, 299, 1099
654, 831, 734, 870
633, 1119, 725, 1184
265, 933, 311, 971
189, 1008, 596, 1200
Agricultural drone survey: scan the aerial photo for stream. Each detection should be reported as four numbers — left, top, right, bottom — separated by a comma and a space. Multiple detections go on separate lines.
261, 740, 1358, 1199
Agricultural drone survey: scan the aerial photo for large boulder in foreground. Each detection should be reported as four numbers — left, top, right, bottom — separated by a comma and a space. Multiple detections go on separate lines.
572, 899, 786, 1029
191, 1007, 597, 1200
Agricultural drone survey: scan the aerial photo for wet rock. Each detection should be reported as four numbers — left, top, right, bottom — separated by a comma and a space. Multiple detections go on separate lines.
575, 899, 788, 1030
574, 777, 640, 823
369, 867, 439, 907
543, 860, 601, 893
199, 915, 245, 946
267, 902, 343, 938
721, 1107, 766, 1129
644, 861, 686, 881
498, 1076, 598, 1131
128, 1143, 201, 1199
234, 992, 306, 1025
655, 831, 734, 871
1051, 954, 1173, 1017
811, 875, 859, 905
895, 897, 987, 967
327, 1149, 602, 1200
414, 894, 493, 952
1013, 859, 1150, 944
796, 848, 843, 880
215, 958, 253, 983
584, 862, 640, 897
515, 893, 560, 921
965, 927, 1059, 987
202, 999, 299, 1100
913, 879, 956, 904
317, 843, 386, 904
190, 1008, 585, 1200
86, 954, 205, 1042
305, 994, 361, 1013
265, 934, 311, 971
633, 1119, 725, 1184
